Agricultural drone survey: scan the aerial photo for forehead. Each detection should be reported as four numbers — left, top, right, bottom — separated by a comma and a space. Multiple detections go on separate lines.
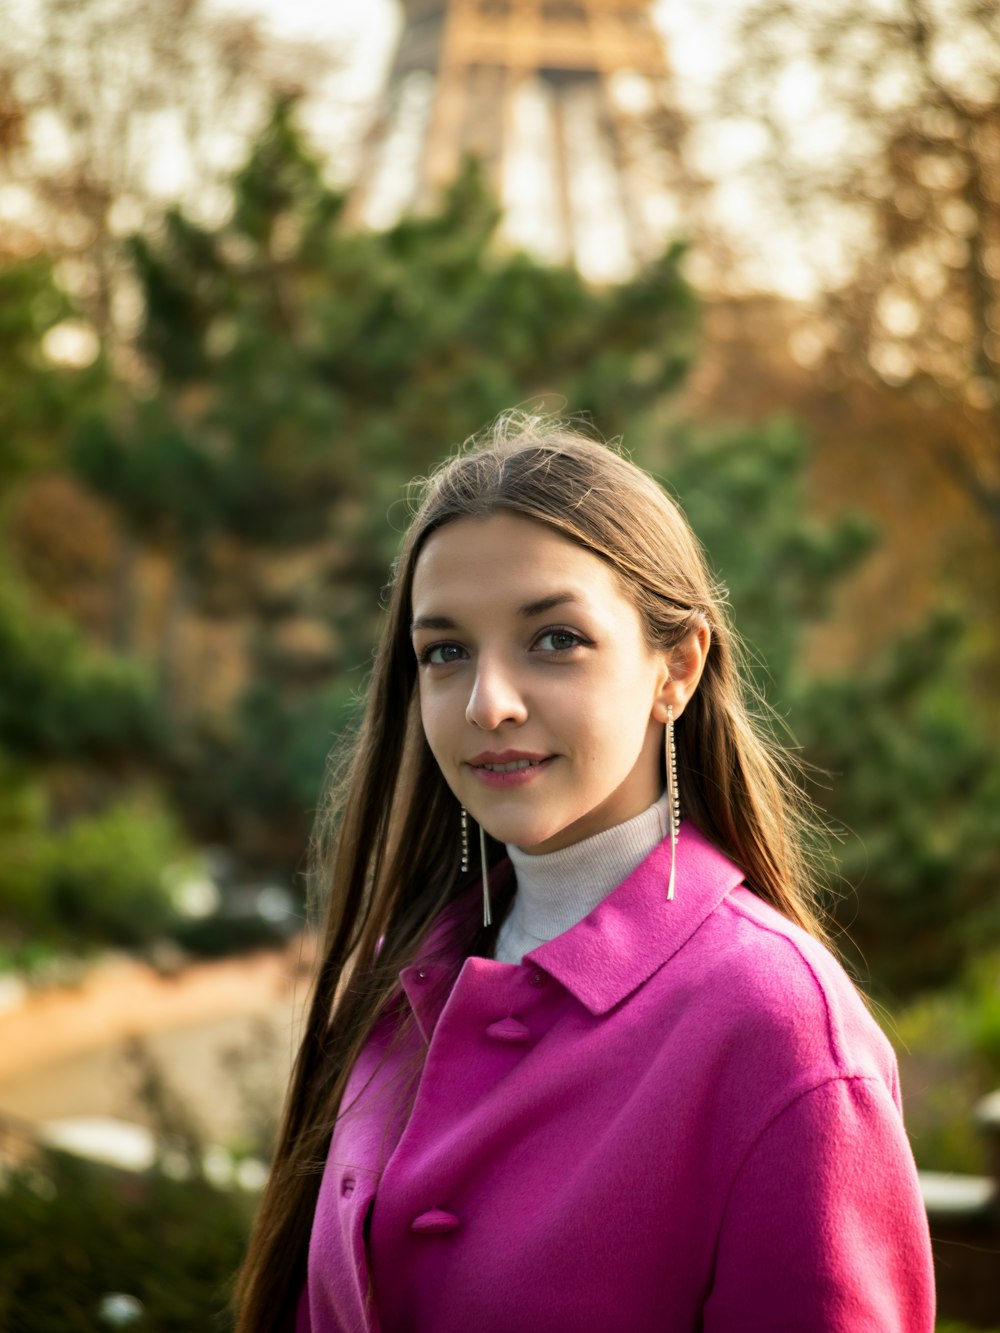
411, 512, 628, 616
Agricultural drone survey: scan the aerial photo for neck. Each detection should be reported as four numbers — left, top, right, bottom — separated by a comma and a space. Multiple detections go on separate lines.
494, 793, 668, 963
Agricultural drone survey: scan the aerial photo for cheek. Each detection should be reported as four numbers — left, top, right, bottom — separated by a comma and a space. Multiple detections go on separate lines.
587, 657, 661, 728
582, 698, 658, 772
417, 687, 437, 741
417, 685, 454, 756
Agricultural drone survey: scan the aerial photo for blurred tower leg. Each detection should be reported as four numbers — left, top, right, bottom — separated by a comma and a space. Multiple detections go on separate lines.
349, 0, 683, 281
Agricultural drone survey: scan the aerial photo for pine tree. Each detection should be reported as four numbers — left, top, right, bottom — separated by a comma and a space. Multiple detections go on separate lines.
0, 261, 185, 958
71, 99, 697, 870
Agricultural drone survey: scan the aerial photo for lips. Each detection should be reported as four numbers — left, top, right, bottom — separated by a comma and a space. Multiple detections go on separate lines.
467, 750, 552, 771
466, 751, 555, 789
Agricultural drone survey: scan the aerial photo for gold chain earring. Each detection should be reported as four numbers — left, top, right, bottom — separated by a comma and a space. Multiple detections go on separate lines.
480, 822, 492, 927
461, 806, 491, 926
460, 806, 470, 874
665, 705, 681, 901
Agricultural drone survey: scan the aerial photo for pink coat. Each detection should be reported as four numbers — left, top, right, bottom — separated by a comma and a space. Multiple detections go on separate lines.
299, 824, 935, 1332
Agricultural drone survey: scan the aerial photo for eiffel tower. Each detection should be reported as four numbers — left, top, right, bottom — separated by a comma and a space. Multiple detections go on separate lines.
352, 0, 685, 282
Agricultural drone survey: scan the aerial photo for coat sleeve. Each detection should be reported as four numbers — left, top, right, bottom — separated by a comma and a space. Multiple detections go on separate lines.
703, 1075, 935, 1333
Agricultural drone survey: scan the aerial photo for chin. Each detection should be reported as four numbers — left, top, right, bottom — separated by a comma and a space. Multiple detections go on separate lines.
484, 818, 563, 852
509, 822, 578, 854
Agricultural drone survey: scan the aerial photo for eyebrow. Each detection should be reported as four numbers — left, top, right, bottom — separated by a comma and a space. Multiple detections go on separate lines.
410, 592, 583, 634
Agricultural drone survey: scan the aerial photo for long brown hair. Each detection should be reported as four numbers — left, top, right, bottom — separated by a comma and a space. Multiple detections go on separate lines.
234, 414, 829, 1330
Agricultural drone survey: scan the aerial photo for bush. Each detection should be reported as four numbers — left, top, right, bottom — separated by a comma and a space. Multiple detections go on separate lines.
0, 581, 160, 762
889, 951, 1000, 1172
0, 776, 187, 949
0, 1148, 252, 1332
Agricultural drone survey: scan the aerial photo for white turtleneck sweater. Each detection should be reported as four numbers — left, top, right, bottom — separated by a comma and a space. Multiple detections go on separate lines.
494, 792, 669, 965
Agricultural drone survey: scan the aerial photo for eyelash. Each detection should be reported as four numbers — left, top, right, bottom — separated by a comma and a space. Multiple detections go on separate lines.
415, 627, 591, 666
416, 642, 465, 667
535, 628, 589, 653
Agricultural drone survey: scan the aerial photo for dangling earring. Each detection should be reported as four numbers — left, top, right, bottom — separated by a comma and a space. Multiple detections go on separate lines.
665, 705, 681, 901
460, 806, 491, 926
480, 823, 492, 928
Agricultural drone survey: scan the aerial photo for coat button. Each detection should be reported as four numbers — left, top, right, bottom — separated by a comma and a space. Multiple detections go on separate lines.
529, 970, 545, 987
416, 969, 428, 981
485, 1017, 530, 1043
341, 1175, 355, 1198
411, 1209, 460, 1234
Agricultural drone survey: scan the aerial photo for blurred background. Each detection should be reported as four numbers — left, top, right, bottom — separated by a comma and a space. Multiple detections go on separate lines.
1, 0, 999, 1328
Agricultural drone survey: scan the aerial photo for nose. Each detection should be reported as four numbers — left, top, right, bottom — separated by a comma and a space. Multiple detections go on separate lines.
465, 656, 528, 730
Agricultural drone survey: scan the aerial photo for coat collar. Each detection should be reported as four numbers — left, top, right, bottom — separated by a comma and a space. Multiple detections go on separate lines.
523, 822, 746, 1015
400, 823, 745, 1032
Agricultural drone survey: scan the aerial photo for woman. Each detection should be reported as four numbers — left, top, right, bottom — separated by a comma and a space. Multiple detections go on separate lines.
237, 417, 935, 1332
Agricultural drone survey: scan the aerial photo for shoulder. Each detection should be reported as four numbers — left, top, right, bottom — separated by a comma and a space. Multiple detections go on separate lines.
674, 884, 899, 1102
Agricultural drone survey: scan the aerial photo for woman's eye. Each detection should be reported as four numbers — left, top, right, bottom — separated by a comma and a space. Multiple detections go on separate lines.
420, 643, 466, 665
535, 630, 584, 652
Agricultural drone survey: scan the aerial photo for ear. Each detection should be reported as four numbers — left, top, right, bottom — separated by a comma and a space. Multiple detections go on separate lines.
652, 624, 711, 723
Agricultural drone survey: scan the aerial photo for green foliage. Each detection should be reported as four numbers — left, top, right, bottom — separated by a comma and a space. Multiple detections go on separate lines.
885, 961, 997, 1173
0, 260, 105, 482
75, 100, 695, 551
960, 955, 1000, 1079
800, 619, 1000, 991
641, 418, 1000, 994
0, 248, 177, 951
73, 410, 220, 542
67, 97, 696, 867
0, 1149, 249, 1331
0, 1031, 279, 1330
0, 579, 160, 761
167, 676, 362, 866
0, 766, 185, 949
895, 950, 1000, 1089
224, 679, 360, 822
46, 799, 184, 947
648, 417, 877, 695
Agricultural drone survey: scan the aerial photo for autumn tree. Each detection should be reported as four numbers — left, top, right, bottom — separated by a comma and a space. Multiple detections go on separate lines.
0, 0, 332, 340
707, 0, 1000, 530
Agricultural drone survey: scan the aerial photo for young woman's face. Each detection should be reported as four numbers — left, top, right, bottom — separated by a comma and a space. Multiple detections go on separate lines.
410, 512, 673, 854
